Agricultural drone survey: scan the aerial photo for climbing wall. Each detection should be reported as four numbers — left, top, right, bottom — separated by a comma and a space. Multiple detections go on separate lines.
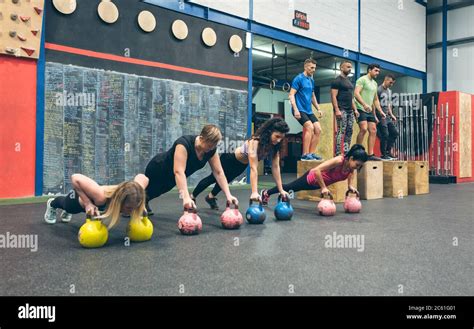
0, 0, 44, 59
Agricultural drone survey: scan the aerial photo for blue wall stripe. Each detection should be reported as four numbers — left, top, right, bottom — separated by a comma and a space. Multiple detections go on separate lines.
442, 0, 448, 91
35, 7, 46, 196
246, 0, 253, 184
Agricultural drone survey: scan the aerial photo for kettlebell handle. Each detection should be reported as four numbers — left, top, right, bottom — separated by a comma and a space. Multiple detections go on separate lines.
249, 198, 263, 207
320, 192, 334, 200
183, 206, 197, 214
345, 189, 360, 198
277, 194, 291, 204
226, 200, 239, 210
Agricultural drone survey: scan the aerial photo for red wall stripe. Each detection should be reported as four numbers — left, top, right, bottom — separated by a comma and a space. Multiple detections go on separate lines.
45, 43, 248, 82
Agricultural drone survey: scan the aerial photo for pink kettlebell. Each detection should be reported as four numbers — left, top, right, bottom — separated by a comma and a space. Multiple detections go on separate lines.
343, 190, 362, 213
317, 192, 336, 216
178, 207, 202, 235
220, 201, 243, 230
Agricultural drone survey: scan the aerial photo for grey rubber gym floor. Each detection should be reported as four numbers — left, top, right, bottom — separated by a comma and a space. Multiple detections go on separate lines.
1, 174, 473, 296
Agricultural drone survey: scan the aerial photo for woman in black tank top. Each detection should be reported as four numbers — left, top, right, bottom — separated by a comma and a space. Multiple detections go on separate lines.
144, 125, 238, 214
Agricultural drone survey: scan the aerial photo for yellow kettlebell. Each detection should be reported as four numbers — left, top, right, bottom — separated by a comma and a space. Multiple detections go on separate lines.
78, 215, 109, 248
127, 211, 153, 242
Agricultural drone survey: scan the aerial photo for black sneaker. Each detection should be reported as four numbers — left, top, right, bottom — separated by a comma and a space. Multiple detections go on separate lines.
260, 189, 270, 206
381, 155, 393, 161
205, 195, 219, 210
367, 154, 382, 161
145, 202, 154, 216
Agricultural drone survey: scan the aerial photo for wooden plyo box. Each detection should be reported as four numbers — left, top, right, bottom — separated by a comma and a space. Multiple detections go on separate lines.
383, 161, 408, 198
408, 161, 429, 195
357, 161, 384, 200
296, 160, 357, 203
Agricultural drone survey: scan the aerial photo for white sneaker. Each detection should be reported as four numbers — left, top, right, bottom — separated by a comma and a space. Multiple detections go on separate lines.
60, 210, 72, 223
44, 198, 57, 224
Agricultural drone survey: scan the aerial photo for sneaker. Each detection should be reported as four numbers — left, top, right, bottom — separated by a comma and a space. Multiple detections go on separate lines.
60, 210, 72, 222
311, 153, 322, 160
260, 189, 270, 206
387, 154, 397, 160
44, 198, 57, 224
381, 155, 394, 161
145, 202, 154, 216
205, 195, 219, 210
368, 154, 382, 161
300, 154, 313, 161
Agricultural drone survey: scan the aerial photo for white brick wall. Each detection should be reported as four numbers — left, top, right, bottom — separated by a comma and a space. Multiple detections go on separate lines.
360, 0, 426, 72
253, 0, 359, 51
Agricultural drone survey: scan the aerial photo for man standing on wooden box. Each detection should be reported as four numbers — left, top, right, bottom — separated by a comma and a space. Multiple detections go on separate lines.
289, 58, 324, 161
354, 63, 386, 161
331, 60, 358, 156
376, 74, 399, 160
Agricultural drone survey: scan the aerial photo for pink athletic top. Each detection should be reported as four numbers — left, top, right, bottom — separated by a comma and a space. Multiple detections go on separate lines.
306, 156, 352, 187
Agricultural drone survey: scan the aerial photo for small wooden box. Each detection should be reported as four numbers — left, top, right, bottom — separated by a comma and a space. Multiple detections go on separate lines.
408, 161, 429, 195
383, 161, 408, 198
296, 160, 357, 203
357, 161, 384, 200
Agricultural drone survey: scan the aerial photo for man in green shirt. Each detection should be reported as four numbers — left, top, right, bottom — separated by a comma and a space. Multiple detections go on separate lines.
354, 63, 386, 161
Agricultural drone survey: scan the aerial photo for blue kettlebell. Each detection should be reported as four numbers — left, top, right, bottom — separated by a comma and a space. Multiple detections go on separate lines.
274, 194, 294, 221
245, 199, 266, 224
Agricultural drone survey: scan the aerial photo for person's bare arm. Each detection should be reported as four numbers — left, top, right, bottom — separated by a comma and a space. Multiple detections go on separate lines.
173, 145, 195, 209
289, 88, 301, 119
270, 152, 289, 198
373, 93, 385, 117
331, 88, 342, 119
71, 174, 105, 215
312, 92, 322, 117
311, 157, 344, 192
388, 102, 397, 121
133, 174, 149, 189
248, 140, 260, 200
208, 152, 238, 205
352, 99, 359, 118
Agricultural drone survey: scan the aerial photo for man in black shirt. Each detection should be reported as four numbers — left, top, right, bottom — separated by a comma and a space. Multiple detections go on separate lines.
376, 74, 398, 159
330, 60, 359, 156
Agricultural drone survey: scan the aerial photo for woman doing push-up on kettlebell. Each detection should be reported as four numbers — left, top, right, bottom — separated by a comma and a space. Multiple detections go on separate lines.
144, 124, 238, 214
44, 174, 149, 228
192, 118, 290, 209
261, 144, 368, 201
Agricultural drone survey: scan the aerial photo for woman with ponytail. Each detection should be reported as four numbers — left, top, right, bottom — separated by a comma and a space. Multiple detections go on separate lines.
44, 174, 148, 229
193, 117, 290, 209
261, 144, 368, 202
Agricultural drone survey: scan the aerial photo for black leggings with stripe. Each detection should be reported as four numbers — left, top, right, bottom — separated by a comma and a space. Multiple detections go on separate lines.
192, 153, 248, 198
266, 171, 320, 196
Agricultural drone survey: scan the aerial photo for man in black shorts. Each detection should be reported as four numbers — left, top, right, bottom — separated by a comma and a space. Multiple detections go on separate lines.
289, 58, 323, 161
354, 63, 387, 161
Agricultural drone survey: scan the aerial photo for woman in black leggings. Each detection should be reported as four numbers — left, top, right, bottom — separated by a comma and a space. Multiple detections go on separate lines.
144, 124, 238, 215
261, 144, 368, 203
192, 118, 290, 210
44, 174, 148, 229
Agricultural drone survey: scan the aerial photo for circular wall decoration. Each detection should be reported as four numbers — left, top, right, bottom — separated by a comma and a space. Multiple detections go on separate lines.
97, 1, 119, 24
138, 10, 156, 32
229, 34, 243, 53
171, 19, 188, 40
201, 27, 217, 47
52, 0, 77, 15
